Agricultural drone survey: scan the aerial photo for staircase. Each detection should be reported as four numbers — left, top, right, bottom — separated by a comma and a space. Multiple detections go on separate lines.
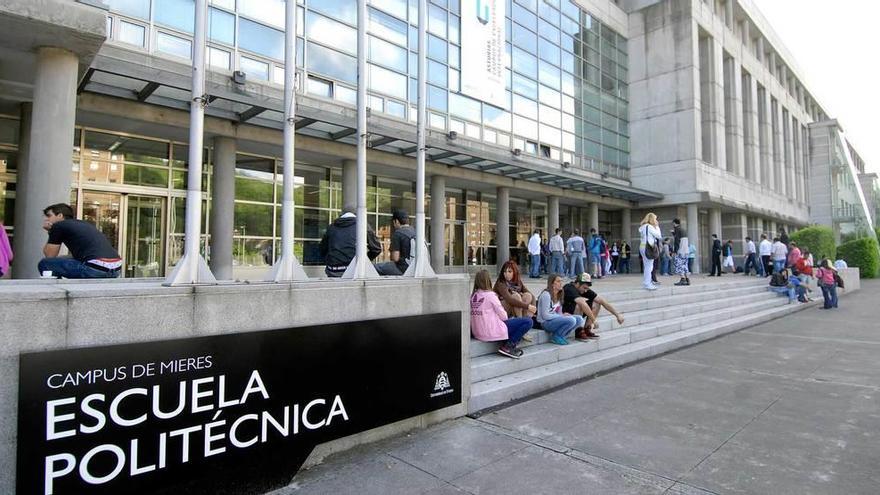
468, 277, 815, 414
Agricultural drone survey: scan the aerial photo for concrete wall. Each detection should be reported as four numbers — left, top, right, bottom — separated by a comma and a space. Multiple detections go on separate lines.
0, 275, 471, 492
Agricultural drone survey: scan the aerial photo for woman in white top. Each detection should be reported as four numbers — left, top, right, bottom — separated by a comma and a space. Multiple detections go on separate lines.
639, 213, 662, 290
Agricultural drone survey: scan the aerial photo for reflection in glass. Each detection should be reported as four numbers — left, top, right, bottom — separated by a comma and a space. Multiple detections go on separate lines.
239, 18, 284, 60
154, 0, 194, 33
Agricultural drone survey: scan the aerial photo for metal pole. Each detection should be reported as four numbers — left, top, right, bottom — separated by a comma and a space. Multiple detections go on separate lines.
266, 0, 308, 281
343, 0, 379, 279
404, 0, 435, 278
165, 0, 216, 285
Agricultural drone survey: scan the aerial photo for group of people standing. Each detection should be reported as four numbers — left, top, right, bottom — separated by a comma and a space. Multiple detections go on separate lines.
527, 228, 633, 279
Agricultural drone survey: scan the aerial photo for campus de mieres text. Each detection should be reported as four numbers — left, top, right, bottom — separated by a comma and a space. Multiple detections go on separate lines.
42, 370, 350, 494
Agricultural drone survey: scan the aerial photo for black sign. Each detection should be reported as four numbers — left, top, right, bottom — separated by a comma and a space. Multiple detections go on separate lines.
17, 312, 461, 495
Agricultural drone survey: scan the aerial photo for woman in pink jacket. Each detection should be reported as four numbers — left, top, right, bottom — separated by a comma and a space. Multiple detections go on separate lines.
471, 270, 534, 359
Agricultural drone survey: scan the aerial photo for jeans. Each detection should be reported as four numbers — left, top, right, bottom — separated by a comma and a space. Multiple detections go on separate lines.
687, 258, 694, 273
529, 254, 541, 277
504, 317, 533, 345
743, 253, 759, 275
770, 286, 796, 301
550, 252, 565, 276
375, 261, 404, 276
821, 284, 838, 309
541, 315, 580, 338
619, 258, 630, 273
761, 255, 771, 276
569, 252, 584, 278
659, 256, 667, 275
773, 259, 785, 274
640, 248, 655, 288
38, 258, 120, 279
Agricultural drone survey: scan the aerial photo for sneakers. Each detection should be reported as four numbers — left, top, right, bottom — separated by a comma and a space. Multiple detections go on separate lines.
550, 334, 569, 345
498, 344, 523, 359
644, 284, 658, 291
520, 332, 533, 342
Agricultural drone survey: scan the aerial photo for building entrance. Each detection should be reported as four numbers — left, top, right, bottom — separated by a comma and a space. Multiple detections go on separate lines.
80, 191, 166, 278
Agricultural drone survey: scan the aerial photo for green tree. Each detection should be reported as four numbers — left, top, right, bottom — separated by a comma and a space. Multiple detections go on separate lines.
837, 237, 880, 279
790, 225, 836, 261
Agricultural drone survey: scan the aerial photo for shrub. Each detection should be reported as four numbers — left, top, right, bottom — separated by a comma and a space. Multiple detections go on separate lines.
790, 226, 836, 261
836, 237, 880, 278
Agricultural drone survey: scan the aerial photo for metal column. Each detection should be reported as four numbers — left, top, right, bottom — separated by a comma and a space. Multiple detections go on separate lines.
266, 0, 308, 281
165, 0, 216, 285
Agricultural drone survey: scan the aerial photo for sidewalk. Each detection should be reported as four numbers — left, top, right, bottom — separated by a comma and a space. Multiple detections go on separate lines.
272, 280, 879, 495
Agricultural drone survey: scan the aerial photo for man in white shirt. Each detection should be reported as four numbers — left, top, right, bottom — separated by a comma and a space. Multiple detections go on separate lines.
567, 230, 586, 278
549, 228, 566, 276
758, 234, 773, 277
528, 229, 542, 278
834, 258, 848, 270
743, 236, 759, 276
771, 237, 788, 275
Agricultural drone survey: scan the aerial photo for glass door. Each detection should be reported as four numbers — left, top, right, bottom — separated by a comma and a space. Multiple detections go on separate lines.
125, 195, 166, 278
445, 221, 465, 269
81, 191, 122, 253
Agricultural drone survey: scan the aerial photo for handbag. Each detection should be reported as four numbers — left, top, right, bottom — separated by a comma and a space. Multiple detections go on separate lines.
833, 272, 845, 289
643, 225, 658, 260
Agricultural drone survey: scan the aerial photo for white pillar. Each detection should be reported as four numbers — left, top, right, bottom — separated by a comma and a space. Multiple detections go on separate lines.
12, 49, 78, 279
430, 175, 446, 272
496, 187, 510, 273
548, 196, 560, 234
166, 0, 216, 285
742, 72, 760, 181
687, 204, 701, 274
724, 56, 744, 176
620, 208, 632, 245
773, 99, 785, 196
699, 35, 727, 169
209, 136, 236, 280
343, 0, 379, 279
588, 202, 599, 234
709, 208, 722, 240
759, 88, 774, 189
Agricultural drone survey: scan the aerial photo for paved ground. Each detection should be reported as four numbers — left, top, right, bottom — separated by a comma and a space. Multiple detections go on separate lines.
274, 280, 880, 495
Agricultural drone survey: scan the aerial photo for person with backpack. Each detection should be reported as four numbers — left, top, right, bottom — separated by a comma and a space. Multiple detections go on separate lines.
816, 259, 839, 309
709, 234, 722, 276
470, 270, 533, 359
639, 213, 662, 290
619, 241, 631, 274
671, 218, 691, 286
320, 205, 382, 277
536, 274, 584, 345
588, 229, 602, 278
375, 209, 416, 276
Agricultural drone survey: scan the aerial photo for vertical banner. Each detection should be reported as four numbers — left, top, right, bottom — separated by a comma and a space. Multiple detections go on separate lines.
17, 312, 461, 495
460, 0, 506, 108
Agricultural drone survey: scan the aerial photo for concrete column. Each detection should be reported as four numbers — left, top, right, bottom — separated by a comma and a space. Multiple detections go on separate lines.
12, 48, 79, 278
785, 113, 797, 201
723, 57, 745, 176
758, 86, 773, 188
699, 36, 727, 169
430, 175, 446, 272
742, 73, 760, 181
687, 203, 700, 274
548, 196, 560, 235
588, 202, 599, 234
342, 159, 357, 208
769, 220, 777, 239
209, 137, 236, 280
496, 187, 510, 273
709, 208, 722, 239
774, 100, 786, 196
724, 0, 734, 28
620, 208, 632, 245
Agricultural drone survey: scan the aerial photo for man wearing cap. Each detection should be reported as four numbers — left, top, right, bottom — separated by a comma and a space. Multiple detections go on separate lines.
376, 209, 416, 276
563, 273, 625, 341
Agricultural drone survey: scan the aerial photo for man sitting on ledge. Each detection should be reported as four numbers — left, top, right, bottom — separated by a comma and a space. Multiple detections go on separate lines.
320, 205, 381, 277
38, 203, 122, 279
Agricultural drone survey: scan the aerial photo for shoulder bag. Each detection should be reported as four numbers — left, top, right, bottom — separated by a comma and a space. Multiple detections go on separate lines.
643, 225, 658, 260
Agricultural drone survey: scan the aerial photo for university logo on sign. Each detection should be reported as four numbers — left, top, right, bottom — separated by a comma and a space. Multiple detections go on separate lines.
17, 313, 462, 495
461, 0, 506, 108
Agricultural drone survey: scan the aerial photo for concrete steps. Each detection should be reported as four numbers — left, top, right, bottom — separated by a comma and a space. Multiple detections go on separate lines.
468, 277, 814, 414
470, 277, 770, 358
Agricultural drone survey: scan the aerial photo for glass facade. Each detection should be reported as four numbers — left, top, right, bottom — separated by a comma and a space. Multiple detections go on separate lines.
0, 117, 556, 275
103, 0, 630, 179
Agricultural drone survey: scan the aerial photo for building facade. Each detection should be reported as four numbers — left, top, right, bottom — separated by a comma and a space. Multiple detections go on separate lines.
0, 0, 871, 279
